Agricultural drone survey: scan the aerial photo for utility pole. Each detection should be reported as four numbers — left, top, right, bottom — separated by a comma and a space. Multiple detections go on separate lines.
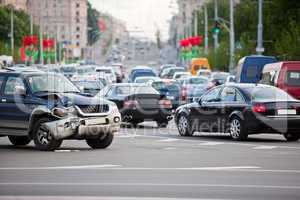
39, 6, 44, 65
204, 4, 208, 55
194, 11, 198, 36
214, 0, 219, 52
256, 0, 264, 55
10, 6, 14, 60
229, 0, 235, 73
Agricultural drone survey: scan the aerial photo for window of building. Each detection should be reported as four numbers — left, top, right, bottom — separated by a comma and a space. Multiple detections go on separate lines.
76, 3, 80, 8
76, 42, 80, 47
76, 11, 80, 16
76, 27, 80, 31
76, 34, 80, 39
76, 18, 80, 23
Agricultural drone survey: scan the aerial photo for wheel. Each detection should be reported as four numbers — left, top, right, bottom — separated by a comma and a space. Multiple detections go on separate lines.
177, 114, 193, 136
283, 133, 300, 142
86, 133, 114, 149
157, 121, 168, 128
33, 117, 63, 151
8, 136, 31, 146
230, 116, 248, 141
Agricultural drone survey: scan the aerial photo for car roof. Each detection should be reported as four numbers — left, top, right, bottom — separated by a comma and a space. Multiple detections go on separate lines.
132, 66, 152, 70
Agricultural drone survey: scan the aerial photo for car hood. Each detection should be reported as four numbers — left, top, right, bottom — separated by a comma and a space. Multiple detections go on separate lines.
35, 92, 112, 107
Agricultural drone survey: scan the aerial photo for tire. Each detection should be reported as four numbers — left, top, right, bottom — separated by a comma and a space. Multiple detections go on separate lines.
229, 116, 248, 141
283, 133, 300, 142
8, 136, 31, 146
177, 114, 193, 136
157, 121, 168, 128
86, 133, 114, 149
32, 117, 63, 151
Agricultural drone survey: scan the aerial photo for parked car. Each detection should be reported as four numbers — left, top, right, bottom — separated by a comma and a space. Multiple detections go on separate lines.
159, 64, 176, 77
99, 83, 173, 127
173, 72, 191, 79
236, 55, 276, 83
151, 79, 181, 109
128, 66, 156, 83
260, 61, 300, 100
95, 66, 117, 84
180, 76, 209, 104
175, 84, 300, 141
134, 76, 160, 84
0, 69, 121, 151
161, 67, 185, 79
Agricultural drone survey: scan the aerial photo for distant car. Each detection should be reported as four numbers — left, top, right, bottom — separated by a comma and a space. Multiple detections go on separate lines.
260, 61, 300, 100
175, 84, 300, 141
151, 79, 181, 109
180, 76, 209, 104
236, 55, 276, 83
60, 64, 77, 79
226, 75, 236, 83
159, 64, 176, 77
128, 66, 155, 83
173, 72, 191, 79
99, 84, 173, 127
134, 76, 160, 84
161, 67, 185, 79
110, 63, 125, 83
95, 66, 117, 84
72, 79, 105, 96
206, 72, 230, 90
0, 69, 121, 151
197, 69, 212, 78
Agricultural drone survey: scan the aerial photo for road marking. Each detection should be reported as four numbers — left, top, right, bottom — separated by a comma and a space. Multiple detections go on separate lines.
157, 138, 179, 142
0, 165, 122, 170
163, 147, 176, 150
198, 142, 225, 146
54, 150, 80, 153
115, 134, 141, 138
253, 145, 277, 150
0, 182, 299, 190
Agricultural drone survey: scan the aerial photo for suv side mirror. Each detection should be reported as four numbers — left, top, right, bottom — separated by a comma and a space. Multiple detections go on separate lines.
15, 86, 26, 96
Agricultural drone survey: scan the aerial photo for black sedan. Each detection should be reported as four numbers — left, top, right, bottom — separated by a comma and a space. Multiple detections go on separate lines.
99, 83, 173, 127
175, 84, 300, 141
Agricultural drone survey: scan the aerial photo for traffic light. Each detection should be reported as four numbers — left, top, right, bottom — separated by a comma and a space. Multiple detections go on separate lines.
213, 21, 221, 34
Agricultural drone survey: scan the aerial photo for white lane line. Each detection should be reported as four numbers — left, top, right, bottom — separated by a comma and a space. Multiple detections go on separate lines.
54, 150, 80, 153
115, 134, 142, 138
0, 182, 299, 189
157, 138, 179, 142
198, 142, 225, 146
253, 145, 277, 150
0, 165, 122, 170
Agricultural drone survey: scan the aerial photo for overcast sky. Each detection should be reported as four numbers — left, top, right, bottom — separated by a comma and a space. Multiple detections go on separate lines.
88, 0, 178, 41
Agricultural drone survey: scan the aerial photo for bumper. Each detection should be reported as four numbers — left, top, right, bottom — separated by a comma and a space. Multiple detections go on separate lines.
121, 109, 173, 122
44, 113, 121, 140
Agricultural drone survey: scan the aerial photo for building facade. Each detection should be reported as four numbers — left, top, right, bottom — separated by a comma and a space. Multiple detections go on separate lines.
27, 0, 88, 58
0, 0, 27, 10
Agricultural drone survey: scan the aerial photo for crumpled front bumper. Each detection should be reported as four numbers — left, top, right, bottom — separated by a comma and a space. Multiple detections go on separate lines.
44, 113, 121, 140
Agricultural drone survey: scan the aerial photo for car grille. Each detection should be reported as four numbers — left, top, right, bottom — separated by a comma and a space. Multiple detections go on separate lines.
78, 105, 109, 114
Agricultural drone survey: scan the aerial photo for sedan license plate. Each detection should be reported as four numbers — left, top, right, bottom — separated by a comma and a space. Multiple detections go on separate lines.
85, 118, 106, 125
277, 109, 296, 115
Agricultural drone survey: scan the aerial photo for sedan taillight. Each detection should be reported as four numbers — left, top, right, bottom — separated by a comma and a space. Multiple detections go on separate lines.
159, 99, 172, 109
252, 103, 267, 113
181, 87, 187, 101
124, 100, 138, 108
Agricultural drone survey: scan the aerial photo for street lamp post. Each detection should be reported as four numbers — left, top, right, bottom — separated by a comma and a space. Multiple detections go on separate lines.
214, 0, 219, 52
229, 0, 235, 73
256, 0, 264, 55
10, 6, 14, 61
204, 4, 208, 55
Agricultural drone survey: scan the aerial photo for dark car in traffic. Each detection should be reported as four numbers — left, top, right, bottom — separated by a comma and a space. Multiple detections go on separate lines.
175, 84, 300, 141
0, 69, 121, 151
99, 83, 173, 127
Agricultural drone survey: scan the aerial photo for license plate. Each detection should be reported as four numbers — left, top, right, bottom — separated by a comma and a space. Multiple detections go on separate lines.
277, 109, 297, 115
85, 118, 106, 125
167, 96, 175, 100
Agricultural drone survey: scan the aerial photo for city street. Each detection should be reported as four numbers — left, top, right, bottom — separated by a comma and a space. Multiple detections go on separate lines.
0, 121, 300, 200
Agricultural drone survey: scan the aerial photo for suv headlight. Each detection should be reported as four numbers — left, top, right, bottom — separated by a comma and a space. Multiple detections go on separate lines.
52, 107, 75, 117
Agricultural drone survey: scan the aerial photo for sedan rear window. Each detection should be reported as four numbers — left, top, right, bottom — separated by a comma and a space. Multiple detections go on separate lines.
245, 86, 295, 101
189, 78, 208, 85
286, 71, 300, 86
116, 86, 158, 95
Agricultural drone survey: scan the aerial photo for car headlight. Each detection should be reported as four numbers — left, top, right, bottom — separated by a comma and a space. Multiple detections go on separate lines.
52, 107, 75, 117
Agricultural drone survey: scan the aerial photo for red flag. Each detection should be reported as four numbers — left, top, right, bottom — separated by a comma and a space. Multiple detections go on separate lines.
98, 20, 107, 32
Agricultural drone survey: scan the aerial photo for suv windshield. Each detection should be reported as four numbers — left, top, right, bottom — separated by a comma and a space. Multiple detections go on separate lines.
28, 74, 80, 93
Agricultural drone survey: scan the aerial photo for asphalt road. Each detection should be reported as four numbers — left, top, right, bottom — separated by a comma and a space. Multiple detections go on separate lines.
0, 121, 300, 200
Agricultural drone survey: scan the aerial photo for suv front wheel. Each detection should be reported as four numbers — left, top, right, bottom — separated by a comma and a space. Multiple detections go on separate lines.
33, 117, 63, 151
86, 132, 114, 149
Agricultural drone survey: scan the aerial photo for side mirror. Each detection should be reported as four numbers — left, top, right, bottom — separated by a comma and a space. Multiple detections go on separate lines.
15, 86, 26, 96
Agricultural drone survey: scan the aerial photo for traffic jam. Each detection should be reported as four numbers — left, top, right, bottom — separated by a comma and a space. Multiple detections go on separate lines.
0, 57, 299, 151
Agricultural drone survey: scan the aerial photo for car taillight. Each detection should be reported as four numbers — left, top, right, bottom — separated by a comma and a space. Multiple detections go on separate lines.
181, 87, 187, 101
159, 99, 172, 109
252, 103, 267, 113
124, 100, 138, 108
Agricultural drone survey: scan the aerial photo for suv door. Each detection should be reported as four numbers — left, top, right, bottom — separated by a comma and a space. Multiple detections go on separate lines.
0, 75, 30, 133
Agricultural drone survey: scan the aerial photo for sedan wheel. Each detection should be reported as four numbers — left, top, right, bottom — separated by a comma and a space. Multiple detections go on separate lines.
230, 117, 248, 141
177, 115, 193, 136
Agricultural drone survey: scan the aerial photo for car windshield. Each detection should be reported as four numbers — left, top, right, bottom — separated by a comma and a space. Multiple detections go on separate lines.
189, 78, 208, 84
212, 73, 229, 80
245, 86, 296, 101
73, 81, 104, 90
152, 82, 180, 91
61, 66, 76, 73
96, 69, 112, 74
28, 74, 80, 93
116, 86, 158, 95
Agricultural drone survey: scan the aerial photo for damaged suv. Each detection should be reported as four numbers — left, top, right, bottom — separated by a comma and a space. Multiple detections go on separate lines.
0, 69, 121, 151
